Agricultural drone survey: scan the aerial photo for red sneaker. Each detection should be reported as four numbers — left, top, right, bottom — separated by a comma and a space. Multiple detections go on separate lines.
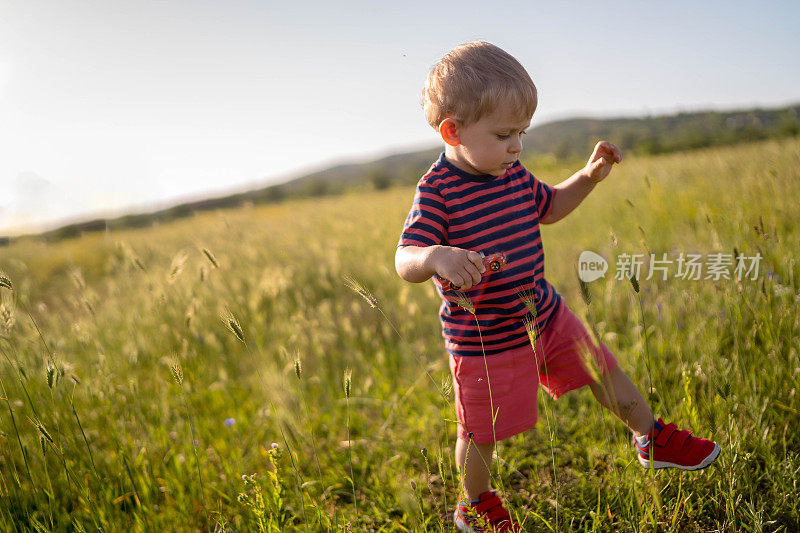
636, 418, 721, 470
454, 490, 520, 532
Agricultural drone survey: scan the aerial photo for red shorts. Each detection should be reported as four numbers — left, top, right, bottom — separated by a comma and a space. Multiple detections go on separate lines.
449, 303, 618, 443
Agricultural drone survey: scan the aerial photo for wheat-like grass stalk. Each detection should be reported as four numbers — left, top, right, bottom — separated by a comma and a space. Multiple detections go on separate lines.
625, 271, 660, 522
68, 383, 101, 482
222, 311, 246, 344
343, 368, 359, 526
578, 275, 592, 305
1, 289, 75, 515
342, 275, 456, 445
32, 417, 53, 444
170, 354, 208, 523
453, 291, 475, 314
167, 250, 189, 285
220, 310, 312, 531
574, 277, 627, 524
22, 297, 78, 503
37, 424, 56, 529
456, 292, 511, 508
0, 376, 38, 498
170, 356, 184, 387
0, 344, 41, 420
519, 288, 560, 532
269, 403, 311, 533
460, 434, 491, 531
46, 362, 59, 389
202, 247, 220, 269
292, 351, 337, 530
420, 447, 443, 530
42, 356, 72, 489
628, 272, 657, 411
0, 304, 14, 336
343, 276, 377, 309
2, 274, 106, 524
436, 440, 451, 530
410, 479, 425, 525
117, 442, 143, 511
574, 318, 643, 524
629, 271, 640, 294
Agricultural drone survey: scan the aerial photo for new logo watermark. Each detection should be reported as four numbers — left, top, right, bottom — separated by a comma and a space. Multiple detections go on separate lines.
577, 250, 763, 283
578, 250, 609, 282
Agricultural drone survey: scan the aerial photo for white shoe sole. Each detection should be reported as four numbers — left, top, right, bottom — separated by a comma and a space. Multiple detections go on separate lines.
453, 509, 477, 532
638, 442, 721, 470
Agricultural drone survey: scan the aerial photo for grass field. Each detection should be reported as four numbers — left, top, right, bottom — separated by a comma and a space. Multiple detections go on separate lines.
1, 136, 799, 532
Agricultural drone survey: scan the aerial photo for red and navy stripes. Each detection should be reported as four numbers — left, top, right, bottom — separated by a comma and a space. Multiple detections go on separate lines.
399, 153, 562, 357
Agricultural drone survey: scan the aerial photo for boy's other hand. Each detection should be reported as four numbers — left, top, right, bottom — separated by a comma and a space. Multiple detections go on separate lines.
432, 246, 486, 290
584, 141, 622, 184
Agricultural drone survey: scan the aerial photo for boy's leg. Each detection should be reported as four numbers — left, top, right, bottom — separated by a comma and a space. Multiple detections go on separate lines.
588, 364, 654, 437
455, 437, 494, 501
541, 304, 720, 470
589, 363, 721, 470
453, 437, 520, 531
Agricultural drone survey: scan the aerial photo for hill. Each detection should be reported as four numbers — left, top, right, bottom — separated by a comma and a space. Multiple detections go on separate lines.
527, 104, 800, 158
3, 102, 798, 243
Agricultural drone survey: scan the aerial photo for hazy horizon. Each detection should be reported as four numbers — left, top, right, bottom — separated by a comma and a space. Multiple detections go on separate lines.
2, 1, 799, 236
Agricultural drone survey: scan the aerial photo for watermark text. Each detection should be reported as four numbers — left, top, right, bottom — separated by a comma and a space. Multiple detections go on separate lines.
577, 251, 762, 283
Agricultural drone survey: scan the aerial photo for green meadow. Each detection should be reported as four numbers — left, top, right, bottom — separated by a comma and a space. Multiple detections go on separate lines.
1, 137, 799, 532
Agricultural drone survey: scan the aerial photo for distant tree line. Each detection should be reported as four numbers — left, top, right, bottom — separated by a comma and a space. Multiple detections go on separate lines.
528, 105, 800, 160
5, 104, 798, 243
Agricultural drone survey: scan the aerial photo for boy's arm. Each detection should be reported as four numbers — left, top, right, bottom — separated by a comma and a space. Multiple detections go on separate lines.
540, 141, 622, 224
395, 245, 485, 290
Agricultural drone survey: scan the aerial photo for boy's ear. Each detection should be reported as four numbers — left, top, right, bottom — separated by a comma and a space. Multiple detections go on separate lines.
438, 118, 460, 147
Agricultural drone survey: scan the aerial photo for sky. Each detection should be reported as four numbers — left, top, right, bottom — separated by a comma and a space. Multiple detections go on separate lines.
1, 0, 799, 236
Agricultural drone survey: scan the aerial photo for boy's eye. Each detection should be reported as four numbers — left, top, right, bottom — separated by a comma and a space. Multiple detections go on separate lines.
496, 131, 526, 140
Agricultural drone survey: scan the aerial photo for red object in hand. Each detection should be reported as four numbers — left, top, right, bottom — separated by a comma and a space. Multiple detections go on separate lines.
440, 252, 507, 292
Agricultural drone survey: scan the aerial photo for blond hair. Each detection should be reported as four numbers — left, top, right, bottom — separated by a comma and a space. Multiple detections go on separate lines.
422, 41, 538, 129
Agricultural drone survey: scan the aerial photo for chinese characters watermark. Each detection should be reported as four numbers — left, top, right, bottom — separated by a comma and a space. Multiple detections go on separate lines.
578, 250, 762, 283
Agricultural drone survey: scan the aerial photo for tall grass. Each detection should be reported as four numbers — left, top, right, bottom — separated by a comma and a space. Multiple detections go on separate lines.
0, 136, 798, 531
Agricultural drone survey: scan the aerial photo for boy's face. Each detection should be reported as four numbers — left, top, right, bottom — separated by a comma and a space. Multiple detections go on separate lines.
445, 108, 531, 177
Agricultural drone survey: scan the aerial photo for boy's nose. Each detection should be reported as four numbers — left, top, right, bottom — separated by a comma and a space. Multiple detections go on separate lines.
509, 139, 522, 154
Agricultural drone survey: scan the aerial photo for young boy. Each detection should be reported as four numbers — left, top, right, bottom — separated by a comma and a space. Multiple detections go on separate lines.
395, 41, 720, 532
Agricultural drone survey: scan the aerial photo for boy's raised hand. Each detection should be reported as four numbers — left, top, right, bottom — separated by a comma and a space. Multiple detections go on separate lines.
585, 141, 622, 184
431, 246, 486, 290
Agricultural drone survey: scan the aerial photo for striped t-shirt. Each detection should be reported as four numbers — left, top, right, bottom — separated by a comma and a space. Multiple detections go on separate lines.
398, 153, 563, 357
